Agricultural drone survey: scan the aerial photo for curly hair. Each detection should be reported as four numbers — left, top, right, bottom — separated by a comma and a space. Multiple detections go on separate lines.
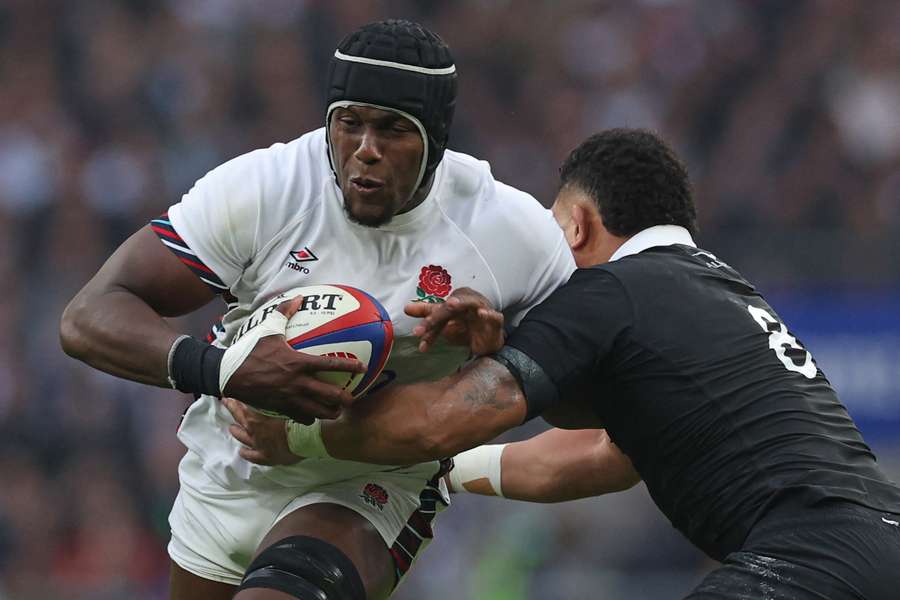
559, 129, 697, 236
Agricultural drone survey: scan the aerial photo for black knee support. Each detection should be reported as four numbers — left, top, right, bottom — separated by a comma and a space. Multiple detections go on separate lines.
237, 535, 366, 600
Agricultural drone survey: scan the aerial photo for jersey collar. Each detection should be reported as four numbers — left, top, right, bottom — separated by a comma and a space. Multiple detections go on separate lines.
609, 225, 696, 262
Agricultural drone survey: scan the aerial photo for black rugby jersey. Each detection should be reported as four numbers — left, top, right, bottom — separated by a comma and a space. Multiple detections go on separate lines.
505, 240, 900, 561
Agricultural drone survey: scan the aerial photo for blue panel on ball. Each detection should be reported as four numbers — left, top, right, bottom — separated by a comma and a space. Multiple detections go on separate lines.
290, 321, 389, 394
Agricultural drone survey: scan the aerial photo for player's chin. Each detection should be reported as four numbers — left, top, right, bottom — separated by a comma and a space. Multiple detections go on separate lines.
343, 194, 395, 228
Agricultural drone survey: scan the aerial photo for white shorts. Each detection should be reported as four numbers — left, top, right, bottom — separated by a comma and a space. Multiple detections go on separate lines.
168, 449, 451, 587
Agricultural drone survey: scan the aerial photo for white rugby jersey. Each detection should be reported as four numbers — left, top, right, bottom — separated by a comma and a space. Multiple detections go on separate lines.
153, 128, 574, 489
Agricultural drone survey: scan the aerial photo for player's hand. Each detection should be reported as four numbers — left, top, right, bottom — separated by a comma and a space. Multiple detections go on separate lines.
222, 397, 301, 466
405, 287, 504, 354
222, 296, 366, 423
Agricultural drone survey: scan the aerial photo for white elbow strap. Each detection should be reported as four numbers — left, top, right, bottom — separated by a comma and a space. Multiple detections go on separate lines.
285, 419, 331, 458
448, 444, 507, 497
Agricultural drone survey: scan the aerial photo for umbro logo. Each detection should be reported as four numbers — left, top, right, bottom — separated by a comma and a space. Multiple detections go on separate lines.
286, 246, 318, 274
290, 247, 318, 262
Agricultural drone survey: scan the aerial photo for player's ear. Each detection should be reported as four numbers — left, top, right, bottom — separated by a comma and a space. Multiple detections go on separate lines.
568, 203, 591, 251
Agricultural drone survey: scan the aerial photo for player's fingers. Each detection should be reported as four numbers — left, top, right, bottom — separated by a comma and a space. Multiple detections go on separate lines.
417, 318, 454, 352
296, 353, 366, 374
445, 296, 487, 313
239, 447, 273, 466
423, 298, 483, 330
229, 424, 255, 448
416, 321, 447, 352
445, 287, 492, 310
477, 307, 504, 326
416, 304, 476, 350
221, 395, 237, 416
282, 377, 352, 411
441, 320, 470, 345
404, 302, 436, 318
236, 404, 262, 433
276, 295, 304, 318
412, 303, 460, 346
413, 317, 446, 341
408, 302, 460, 334
222, 397, 250, 428
289, 378, 348, 408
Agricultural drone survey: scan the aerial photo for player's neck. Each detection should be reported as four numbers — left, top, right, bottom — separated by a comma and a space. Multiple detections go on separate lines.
595, 233, 628, 265
397, 174, 435, 215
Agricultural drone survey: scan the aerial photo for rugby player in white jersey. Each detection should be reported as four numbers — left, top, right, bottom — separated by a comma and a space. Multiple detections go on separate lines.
59, 19, 574, 600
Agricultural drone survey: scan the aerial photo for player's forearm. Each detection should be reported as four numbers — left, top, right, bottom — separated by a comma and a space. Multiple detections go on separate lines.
499, 428, 640, 502
321, 357, 527, 464
61, 285, 181, 386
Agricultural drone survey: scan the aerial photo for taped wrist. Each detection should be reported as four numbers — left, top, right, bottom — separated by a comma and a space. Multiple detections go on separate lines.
218, 307, 289, 394
169, 337, 224, 396
286, 419, 331, 458
490, 345, 558, 421
448, 444, 506, 496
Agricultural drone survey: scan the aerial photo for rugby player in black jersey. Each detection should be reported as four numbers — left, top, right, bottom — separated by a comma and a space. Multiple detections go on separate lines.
231, 128, 900, 598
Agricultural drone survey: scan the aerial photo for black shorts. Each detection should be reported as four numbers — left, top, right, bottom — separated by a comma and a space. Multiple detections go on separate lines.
686, 500, 900, 600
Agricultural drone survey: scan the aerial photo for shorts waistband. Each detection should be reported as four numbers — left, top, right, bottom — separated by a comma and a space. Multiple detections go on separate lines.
750, 496, 894, 540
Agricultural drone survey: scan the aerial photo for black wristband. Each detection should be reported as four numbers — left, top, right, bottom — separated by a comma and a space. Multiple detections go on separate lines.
170, 337, 225, 396
490, 345, 558, 421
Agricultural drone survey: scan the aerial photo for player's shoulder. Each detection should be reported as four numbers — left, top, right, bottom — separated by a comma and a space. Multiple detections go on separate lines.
224, 128, 328, 184
175, 129, 329, 244
589, 248, 680, 290
191, 128, 328, 208
437, 149, 559, 239
594, 245, 755, 299
440, 149, 544, 210
564, 264, 628, 295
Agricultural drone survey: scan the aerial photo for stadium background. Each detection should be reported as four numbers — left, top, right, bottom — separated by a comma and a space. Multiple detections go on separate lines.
1, 0, 898, 598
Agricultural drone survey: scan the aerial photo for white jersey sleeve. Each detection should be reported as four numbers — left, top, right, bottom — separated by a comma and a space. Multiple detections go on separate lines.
164, 151, 267, 290
477, 180, 576, 326
158, 133, 325, 293
488, 182, 575, 325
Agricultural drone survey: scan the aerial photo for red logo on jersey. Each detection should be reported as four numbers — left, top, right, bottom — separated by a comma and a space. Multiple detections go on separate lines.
289, 247, 318, 262
361, 483, 389, 510
286, 247, 318, 274
413, 265, 452, 303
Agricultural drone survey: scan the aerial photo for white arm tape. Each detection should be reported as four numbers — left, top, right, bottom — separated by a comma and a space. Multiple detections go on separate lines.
448, 444, 507, 497
285, 419, 330, 458
219, 309, 288, 393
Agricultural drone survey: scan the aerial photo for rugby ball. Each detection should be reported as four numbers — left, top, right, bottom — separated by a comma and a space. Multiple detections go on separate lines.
252, 284, 393, 401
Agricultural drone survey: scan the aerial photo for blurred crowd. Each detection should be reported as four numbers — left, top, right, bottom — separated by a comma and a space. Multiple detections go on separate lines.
1, 1, 898, 598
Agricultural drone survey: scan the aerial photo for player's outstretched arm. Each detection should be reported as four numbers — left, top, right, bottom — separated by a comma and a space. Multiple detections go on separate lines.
449, 429, 640, 503
309, 356, 528, 464
60, 226, 364, 421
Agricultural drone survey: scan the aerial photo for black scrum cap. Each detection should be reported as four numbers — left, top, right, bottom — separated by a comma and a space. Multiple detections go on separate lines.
325, 20, 458, 191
